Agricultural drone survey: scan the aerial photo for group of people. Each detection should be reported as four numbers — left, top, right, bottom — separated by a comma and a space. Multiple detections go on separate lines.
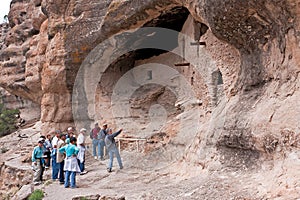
31, 123, 123, 188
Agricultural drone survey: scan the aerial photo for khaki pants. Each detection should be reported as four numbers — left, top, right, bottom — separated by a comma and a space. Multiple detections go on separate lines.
33, 159, 43, 183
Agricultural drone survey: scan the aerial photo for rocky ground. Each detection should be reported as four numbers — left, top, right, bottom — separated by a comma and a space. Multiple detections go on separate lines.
63, 152, 299, 200
15, 149, 300, 200
2, 0, 300, 199
1, 122, 300, 200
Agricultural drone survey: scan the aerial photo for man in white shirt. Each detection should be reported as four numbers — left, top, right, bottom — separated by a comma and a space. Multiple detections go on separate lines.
57, 133, 66, 184
51, 130, 61, 180
52, 130, 61, 147
77, 128, 86, 175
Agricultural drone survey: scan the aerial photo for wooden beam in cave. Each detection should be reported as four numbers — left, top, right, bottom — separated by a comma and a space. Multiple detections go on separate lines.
174, 62, 190, 66
190, 41, 206, 46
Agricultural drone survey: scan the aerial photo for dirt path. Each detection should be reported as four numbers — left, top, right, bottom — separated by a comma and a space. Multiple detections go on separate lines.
42, 150, 181, 199
2, 123, 300, 199
41, 149, 300, 200
41, 150, 254, 200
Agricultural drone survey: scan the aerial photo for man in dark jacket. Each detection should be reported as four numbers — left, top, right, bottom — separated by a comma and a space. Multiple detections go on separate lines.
105, 128, 123, 172
98, 123, 108, 160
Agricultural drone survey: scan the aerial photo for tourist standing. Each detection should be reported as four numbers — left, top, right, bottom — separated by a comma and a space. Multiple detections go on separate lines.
52, 130, 61, 148
59, 137, 80, 188
66, 127, 75, 138
105, 128, 123, 172
57, 133, 66, 184
98, 124, 108, 160
44, 134, 52, 169
77, 128, 86, 174
90, 123, 100, 159
51, 131, 61, 180
32, 138, 45, 185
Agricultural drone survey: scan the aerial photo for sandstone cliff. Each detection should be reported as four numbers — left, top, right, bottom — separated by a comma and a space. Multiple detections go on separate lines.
1, 0, 300, 199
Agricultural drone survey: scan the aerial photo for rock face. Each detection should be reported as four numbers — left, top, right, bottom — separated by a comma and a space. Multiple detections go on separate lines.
0, 87, 40, 122
11, 184, 33, 200
0, 121, 41, 199
0, 160, 32, 198
1, 0, 300, 198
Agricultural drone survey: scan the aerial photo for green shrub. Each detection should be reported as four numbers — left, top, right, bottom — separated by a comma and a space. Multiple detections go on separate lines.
28, 189, 44, 200
0, 103, 19, 137
0, 147, 9, 154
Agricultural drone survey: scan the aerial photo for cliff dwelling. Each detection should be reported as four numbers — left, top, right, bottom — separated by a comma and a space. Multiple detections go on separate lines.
1, 0, 300, 199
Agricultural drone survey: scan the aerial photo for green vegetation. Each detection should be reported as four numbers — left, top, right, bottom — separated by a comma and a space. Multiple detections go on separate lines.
0, 103, 19, 137
3, 15, 8, 23
0, 146, 9, 154
28, 189, 44, 200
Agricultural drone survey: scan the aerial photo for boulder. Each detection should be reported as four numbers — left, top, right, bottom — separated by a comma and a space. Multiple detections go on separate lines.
11, 184, 33, 200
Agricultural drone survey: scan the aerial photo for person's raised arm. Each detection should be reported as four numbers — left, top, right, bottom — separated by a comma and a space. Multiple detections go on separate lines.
111, 129, 123, 138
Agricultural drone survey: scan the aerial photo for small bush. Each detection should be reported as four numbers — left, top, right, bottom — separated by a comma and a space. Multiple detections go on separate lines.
0, 147, 9, 154
0, 103, 19, 137
28, 189, 44, 200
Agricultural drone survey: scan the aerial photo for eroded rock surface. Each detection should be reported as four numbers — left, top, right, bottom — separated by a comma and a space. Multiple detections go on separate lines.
1, 0, 300, 199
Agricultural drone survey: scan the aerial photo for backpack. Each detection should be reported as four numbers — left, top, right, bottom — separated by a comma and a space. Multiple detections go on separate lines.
89, 130, 93, 139
105, 135, 112, 148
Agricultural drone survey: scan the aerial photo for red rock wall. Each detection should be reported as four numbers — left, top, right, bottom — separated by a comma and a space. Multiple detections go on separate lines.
0, 0, 300, 165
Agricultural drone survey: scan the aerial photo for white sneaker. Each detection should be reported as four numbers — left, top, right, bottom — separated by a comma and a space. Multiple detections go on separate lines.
34, 181, 41, 185
94, 156, 97, 159
80, 171, 87, 175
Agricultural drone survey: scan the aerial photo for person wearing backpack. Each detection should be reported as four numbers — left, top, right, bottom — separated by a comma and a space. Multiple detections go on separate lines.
105, 128, 123, 172
90, 123, 101, 159
98, 123, 108, 160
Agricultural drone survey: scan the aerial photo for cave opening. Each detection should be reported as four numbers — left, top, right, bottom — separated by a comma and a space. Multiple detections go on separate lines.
69, 4, 218, 172
129, 6, 190, 61
94, 6, 209, 153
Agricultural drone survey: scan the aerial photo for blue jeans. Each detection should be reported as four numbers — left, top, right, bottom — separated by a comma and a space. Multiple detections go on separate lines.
51, 153, 59, 179
99, 140, 105, 159
77, 159, 85, 172
108, 148, 123, 169
92, 139, 100, 157
58, 161, 64, 183
64, 171, 76, 188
